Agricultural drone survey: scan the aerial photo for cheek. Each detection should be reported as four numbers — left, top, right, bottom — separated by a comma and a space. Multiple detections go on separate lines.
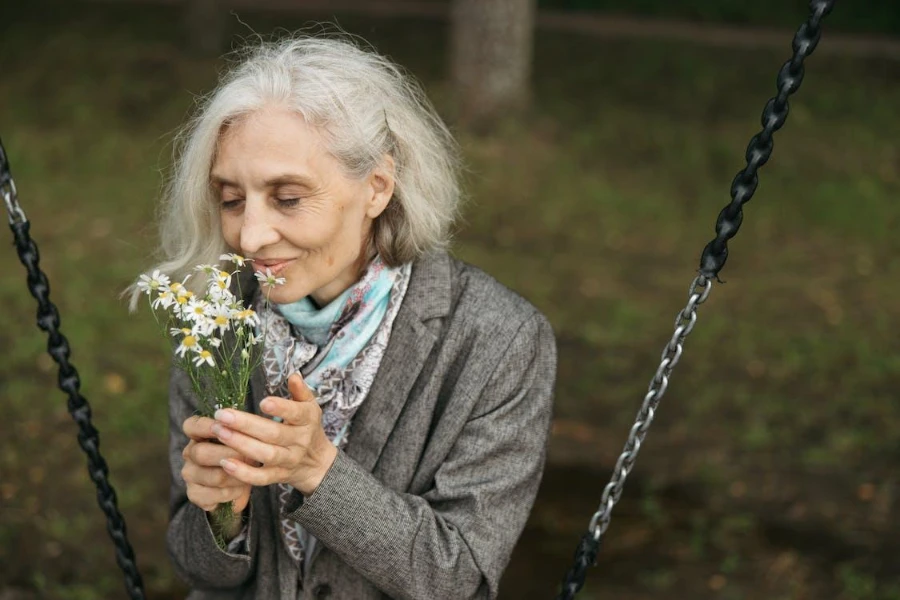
220, 215, 239, 246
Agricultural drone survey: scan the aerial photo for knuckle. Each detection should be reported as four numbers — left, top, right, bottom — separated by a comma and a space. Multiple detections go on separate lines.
211, 469, 228, 487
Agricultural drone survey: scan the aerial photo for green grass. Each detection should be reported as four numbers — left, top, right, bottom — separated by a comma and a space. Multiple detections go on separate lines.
1, 3, 899, 599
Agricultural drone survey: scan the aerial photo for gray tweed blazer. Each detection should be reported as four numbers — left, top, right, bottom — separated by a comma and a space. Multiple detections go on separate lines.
166, 250, 557, 600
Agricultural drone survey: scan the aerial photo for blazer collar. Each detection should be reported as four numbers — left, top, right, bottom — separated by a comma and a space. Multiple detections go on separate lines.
344, 250, 451, 470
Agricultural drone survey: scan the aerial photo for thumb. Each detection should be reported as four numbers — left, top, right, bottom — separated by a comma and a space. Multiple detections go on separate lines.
287, 373, 315, 403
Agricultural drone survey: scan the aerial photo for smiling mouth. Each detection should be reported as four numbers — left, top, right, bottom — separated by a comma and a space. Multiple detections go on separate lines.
252, 259, 295, 276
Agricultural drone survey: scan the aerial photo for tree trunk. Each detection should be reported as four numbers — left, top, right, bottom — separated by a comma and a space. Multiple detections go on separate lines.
450, 0, 536, 131
184, 0, 227, 57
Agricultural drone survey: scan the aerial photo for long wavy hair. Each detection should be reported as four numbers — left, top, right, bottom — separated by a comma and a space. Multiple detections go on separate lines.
128, 33, 461, 309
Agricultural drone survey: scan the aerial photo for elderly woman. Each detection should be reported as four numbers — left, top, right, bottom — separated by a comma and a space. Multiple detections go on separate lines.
152, 35, 556, 600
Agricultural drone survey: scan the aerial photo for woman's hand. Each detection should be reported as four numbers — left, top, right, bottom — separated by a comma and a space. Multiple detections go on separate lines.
181, 416, 253, 513
211, 373, 338, 496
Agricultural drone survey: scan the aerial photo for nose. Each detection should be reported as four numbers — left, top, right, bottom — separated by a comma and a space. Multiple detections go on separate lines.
239, 197, 281, 255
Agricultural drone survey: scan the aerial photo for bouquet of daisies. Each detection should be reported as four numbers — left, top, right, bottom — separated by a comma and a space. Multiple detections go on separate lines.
135, 253, 284, 544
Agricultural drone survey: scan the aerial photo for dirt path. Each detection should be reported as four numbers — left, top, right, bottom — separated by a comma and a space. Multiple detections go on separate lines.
90, 0, 900, 60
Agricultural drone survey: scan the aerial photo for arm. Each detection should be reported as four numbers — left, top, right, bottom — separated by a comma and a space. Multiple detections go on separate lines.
287, 313, 557, 599
166, 364, 257, 588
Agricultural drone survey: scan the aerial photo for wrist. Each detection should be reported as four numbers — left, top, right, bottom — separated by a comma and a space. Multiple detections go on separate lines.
294, 442, 338, 496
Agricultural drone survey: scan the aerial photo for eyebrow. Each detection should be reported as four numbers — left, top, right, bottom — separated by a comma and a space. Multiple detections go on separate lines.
210, 173, 317, 189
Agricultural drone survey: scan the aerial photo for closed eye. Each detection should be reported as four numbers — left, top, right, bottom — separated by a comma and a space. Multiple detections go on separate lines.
277, 198, 302, 209
221, 198, 244, 211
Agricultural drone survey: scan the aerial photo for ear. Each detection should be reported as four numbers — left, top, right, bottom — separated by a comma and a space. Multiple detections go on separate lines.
365, 154, 395, 219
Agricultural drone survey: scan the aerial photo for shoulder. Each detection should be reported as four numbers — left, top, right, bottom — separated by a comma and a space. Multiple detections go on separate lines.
449, 256, 546, 332
406, 250, 555, 359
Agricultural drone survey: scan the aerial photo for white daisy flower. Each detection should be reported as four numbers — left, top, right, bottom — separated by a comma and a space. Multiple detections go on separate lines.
207, 276, 233, 301
138, 270, 170, 295
175, 334, 200, 357
152, 290, 175, 310
208, 304, 232, 335
169, 327, 192, 337
170, 288, 194, 313
208, 337, 222, 348
254, 268, 286, 287
194, 264, 217, 274
184, 299, 212, 322
192, 350, 215, 368
234, 308, 261, 328
220, 253, 250, 267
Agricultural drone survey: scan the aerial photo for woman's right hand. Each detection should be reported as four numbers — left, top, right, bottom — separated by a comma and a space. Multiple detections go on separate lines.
182, 415, 253, 513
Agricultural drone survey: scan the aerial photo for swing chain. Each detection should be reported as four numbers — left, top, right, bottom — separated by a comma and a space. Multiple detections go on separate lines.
590, 275, 712, 539
698, 0, 835, 279
555, 275, 711, 600
558, 1, 835, 597
0, 140, 146, 600
0, 144, 26, 225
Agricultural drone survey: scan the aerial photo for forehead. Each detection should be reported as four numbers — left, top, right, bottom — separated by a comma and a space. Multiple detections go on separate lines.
212, 107, 332, 179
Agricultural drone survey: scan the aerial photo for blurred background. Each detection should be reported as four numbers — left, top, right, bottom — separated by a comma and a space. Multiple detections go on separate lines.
1, 0, 898, 598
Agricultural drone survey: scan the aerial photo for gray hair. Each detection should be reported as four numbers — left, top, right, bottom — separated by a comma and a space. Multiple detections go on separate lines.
129, 33, 461, 308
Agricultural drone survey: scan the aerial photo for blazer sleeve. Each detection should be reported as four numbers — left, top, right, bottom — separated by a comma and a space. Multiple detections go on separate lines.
286, 312, 557, 600
166, 363, 257, 588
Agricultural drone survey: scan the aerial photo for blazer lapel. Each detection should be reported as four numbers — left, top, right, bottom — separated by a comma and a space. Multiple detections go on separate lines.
344, 251, 451, 473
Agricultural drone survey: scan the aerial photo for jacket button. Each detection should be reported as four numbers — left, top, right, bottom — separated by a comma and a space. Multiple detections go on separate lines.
313, 584, 332, 599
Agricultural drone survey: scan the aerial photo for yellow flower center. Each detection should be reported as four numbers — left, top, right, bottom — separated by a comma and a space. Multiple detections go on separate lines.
215, 315, 228, 326
183, 336, 197, 348
193, 306, 205, 315
176, 295, 189, 304
199, 350, 212, 360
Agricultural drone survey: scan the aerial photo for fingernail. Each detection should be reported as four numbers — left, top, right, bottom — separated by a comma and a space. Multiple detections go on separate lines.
215, 409, 235, 424
260, 399, 273, 413
220, 459, 235, 471
213, 424, 232, 440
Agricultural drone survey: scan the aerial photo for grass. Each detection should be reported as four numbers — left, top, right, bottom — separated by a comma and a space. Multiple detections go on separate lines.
1, 2, 899, 599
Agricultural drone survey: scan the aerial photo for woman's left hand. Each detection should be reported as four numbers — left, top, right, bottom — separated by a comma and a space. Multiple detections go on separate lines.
212, 373, 338, 496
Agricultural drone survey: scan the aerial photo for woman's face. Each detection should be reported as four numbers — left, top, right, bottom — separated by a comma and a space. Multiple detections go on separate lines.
212, 106, 393, 306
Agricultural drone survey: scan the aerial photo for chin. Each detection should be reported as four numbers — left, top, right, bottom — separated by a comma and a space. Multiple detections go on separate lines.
261, 285, 305, 305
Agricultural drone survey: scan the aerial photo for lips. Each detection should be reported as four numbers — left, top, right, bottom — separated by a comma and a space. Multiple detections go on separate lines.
252, 259, 295, 276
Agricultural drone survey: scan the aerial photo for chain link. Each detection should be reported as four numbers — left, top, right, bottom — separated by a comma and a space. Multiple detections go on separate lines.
1, 138, 146, 599
698, 0, 836, 280
588, 275, 712, 541
556, 1, 836, 598
0, 140, 26, 225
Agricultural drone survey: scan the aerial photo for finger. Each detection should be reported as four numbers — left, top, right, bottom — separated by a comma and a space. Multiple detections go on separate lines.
220, 457, 283, 487
182, 462, 247, 488
187, 483, 249, 512
213, 425, 292, 467
186, 439, 245, 467
288, 373, 316, 403
183, 415, 217, 441
214, 406, 297, 444
258, 395, 320, 427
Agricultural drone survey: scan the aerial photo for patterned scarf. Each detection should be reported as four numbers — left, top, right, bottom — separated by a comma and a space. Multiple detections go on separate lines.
256, 255, 411, 577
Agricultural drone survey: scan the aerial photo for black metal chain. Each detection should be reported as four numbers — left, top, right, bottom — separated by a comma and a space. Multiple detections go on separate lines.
1, 139, 146, 600
699, 0, 835, 279
557, 0, 835, 597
